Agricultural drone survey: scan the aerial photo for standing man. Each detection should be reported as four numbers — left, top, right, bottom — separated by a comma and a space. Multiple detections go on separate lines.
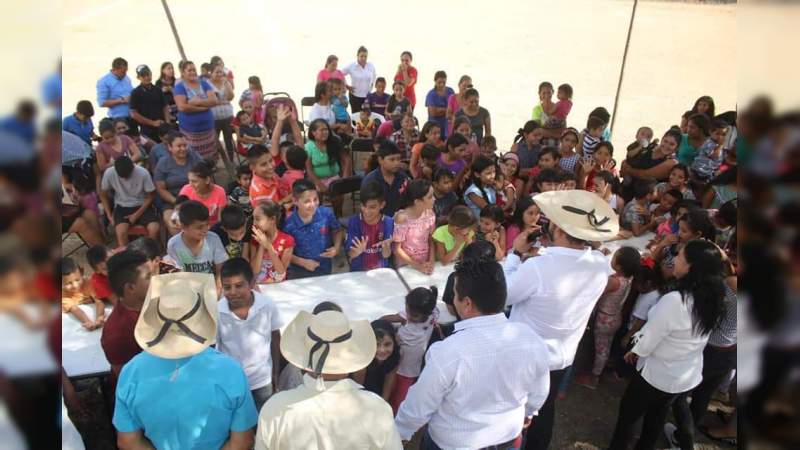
100, 250, 152, 386
113, 273, 258, 449
503, 190, 619, 450
255, 310, 402, 449
96, 57, 133, 120
395, 258, 551, 450
129, 64, 170, 142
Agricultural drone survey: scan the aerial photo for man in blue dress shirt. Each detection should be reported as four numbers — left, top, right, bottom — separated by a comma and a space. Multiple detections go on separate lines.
96, 57, 133, 119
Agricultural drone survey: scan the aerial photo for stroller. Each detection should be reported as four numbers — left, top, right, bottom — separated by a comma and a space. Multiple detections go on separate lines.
263, 92, 303, 138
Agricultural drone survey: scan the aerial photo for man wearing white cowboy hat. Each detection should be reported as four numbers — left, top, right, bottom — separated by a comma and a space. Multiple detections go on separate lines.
113, 273, 258, 450
502, 189, 619, 450
395, 257, 551, 450
254, 310, 403, 450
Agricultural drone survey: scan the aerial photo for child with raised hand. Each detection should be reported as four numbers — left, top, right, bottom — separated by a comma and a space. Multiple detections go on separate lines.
690, 118, 729, 184
620, 177, 658, 237
352, 320, 401, 402
576, 247, 641, 389
593, 170, 625, 214
463, 156, 497, 218
227, 164, 253, 217
433, 205, 477, 265
393, 179, 437, 275
477, 204, 507, 261
211, 204, 251, 260
431, 168, 458, 226
250, 201, 295, 284
248, 144, 288, 208
86, 245, 117, 306
381, 285, 441, 414
493, 167, 516, 217
61, 257, 105, 330
505, 196, 543, 254
625, 126, 656, 159
410, 121, 444, 178
346, 182, 394, 271
558, 170, 578, 190
578, 115, 606, 158
655, 164, 695, 201
437, 133, 469, 188
579, 141, 617, 192
283, 179, 344, 278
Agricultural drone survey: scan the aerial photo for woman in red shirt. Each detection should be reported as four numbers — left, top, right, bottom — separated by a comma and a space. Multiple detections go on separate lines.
394, 51, 418, 110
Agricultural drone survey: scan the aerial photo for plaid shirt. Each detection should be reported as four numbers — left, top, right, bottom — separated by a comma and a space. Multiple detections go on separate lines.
708, 285, 737, 347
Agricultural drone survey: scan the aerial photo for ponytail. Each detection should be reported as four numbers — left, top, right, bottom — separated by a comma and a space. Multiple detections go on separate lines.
514, 120, 541, 144
398, 178, 431, 210
469, 156, 495, 204
406, 285, 438, 317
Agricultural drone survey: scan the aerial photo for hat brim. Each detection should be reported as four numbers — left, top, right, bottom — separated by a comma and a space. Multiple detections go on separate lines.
281, 311, 376, 375
533, 190, 620, 242
134, 273, 218, 359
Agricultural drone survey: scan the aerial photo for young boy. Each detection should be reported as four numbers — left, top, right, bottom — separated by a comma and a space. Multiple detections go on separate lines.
61, 256, 105, 330
361, 141, 409, 218
235, 110, 266, 152
346, 182, 394, 271
283, 179, 344, 278
420, 144, 440, 180
211, 204, 251, 260
148, 123, 176, 172
62, 100, 98, 146
127, 237, 180, 276
99, 156, 161, 246
166, 200, 229, 284
532, 167, 560, 194
355, 103, 378, 138
366, 77, 391, 118
248, 144, 287, 207
227, 164, 253, 217
432, 205, 476, 264
625, 126, 656, 159
525, 146, 561, 190
557, 169, 578, 190
580, 116, 606, 158
279, 145, 308, 204
218, 257, 281, 412
386, 80, 411, 119
480, 135, 498, 161
432, 168, 458, 226
691, 119, 729, 183
620, 177, 658, 237
329, 78, 350, 126
87, 244, 117, 305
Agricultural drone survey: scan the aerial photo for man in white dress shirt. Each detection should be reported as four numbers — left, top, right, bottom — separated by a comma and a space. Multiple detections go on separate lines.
395, 257, 551, 450
502, 190, 619, 450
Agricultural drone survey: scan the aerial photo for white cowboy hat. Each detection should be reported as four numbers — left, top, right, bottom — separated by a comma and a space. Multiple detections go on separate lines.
134, 273, 218, 359
533, 190, 620, 242
281, 310, 376, 375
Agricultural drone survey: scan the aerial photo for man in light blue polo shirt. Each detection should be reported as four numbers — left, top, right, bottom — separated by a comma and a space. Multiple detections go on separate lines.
113, 273, 258, 450
96, 57, 133, 119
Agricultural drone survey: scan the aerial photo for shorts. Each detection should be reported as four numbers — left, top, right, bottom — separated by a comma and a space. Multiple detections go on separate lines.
113, 205, 159, 227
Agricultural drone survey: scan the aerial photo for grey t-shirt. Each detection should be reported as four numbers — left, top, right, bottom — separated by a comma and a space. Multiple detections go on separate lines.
101, 165, 155, 207
167, 230, 229, 274
455, 107, 490, 142
154, 150, 202, 198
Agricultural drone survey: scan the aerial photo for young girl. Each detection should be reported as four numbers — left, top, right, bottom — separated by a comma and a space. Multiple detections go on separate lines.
179, 160, 228, 226
353, 320, 400, 402
390, 113, 419, 159
655, 164, 695, 201
437, 133, 469, 188
478, 205, 507, 261
580, 141, 617, 192
386, 80, 411, 118
453, 116, 482, 164
410, 121, 444, 178
511, 120, 544, 177
576, 247, 641, 389
652, 208, 715, 279
433, 206, 476, 264
393, 179, 437, 274
240, 75, 264, 124
493, 168, 516, 217
593, 170, 624, 214
305, 119, 351, 215
500, 152, 525, 194
250, 202, 295, 284
156, 61, 177, 119
463, 156, 497, 218
620, 263, 661, 350
558, 128, 581, 174
382, 286, 440, 414
505, 196, 542, 253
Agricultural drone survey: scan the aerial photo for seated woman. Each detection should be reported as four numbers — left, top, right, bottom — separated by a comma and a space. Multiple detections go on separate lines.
62, 169, 103, 247
620, 128, 681, 202
305, 119, 353, 217
95, 118, 143, 173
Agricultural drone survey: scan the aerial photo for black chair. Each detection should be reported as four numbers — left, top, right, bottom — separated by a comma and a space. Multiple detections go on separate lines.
350, 138, 375, 153
300, 96, 317, 137
327, 175, 363, 216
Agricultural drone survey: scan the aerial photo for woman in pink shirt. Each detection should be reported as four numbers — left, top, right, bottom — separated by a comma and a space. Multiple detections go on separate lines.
179, 160, 228, 226
316, 55, 346, 84
446, 75, 472, 136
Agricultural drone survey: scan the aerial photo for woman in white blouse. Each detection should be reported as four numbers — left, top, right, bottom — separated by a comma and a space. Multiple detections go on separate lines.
608, 239, 726, 450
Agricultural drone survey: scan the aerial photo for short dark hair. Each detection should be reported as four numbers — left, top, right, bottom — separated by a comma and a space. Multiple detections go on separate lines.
127, 237, 161, 260
247, 144, 269, 162
357, 45, 368, 55
717, 199, 737, 227
377, 140, 403, 159
220, 204, 246, 230
589, 107, 611, 124
448, 205, 477, 228
538, 81, 553, 92
432, 167, 454, 183
375, 77, 386, 85
664, 188, 684, 201
235, 164, 252, 178
220, 257, 254, 283
406, 286, 437, 316
557, 170, 577, 184
157, 122, 174, 137
60, 256, 79, 277
480, 205, 505, 223
464, 88, 479, 99
111, 57, 128, 69
292, 178, 317, 197
190, 160, 214, 179
114, 156, 135, 178
236, 110, 249, 120
313, 301, 342, 314
587, 116, 605, 130
86, 245, 109, 270
360, 181, 385, 205
107, 250, 149, 297
453, 259, 507, 314
481, 135, 497, 149
536, 168, 560, 186
557, 83, 573, 99
421, 144, 440, 162
711, 119, 729, 132
179, 200, 209, 225
539, 146, 560, 162
632, 177, 656, 200
285, 145, 308, 170
614, 246, 641, 278
76, 100, 94, 117
434, 70, 447, 81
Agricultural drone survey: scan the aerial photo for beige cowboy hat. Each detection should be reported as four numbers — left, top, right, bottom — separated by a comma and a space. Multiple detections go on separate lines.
533, 190, 620, 242
134, 273, 218, 359
281, 310, 376, 375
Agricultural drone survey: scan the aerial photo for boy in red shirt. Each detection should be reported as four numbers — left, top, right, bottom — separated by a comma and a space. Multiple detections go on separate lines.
87, 244, 117, 306
248, 145, 287, 208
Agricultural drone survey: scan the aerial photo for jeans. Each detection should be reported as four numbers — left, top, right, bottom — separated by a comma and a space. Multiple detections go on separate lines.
350, 95, 366, 113
251, 385, 273, 413
524, 367, 569, 450
607, 371, 680, 450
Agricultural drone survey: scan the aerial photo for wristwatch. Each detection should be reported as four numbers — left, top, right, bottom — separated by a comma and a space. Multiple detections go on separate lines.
512, 249, 525, 259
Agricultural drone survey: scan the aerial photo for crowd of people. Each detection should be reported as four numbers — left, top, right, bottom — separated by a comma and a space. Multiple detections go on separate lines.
59, 47, 739, 449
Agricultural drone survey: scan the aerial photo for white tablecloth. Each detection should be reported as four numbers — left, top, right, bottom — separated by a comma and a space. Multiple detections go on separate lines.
62, 304, 111, 378
395, 263, 459, 323
0, 305, 58, 377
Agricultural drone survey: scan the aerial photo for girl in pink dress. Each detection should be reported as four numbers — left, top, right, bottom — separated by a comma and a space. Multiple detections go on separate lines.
393, 179, 436, 275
